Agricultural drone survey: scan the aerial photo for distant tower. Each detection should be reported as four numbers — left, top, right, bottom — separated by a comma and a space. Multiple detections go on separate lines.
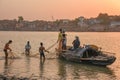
51, 16, 54, 21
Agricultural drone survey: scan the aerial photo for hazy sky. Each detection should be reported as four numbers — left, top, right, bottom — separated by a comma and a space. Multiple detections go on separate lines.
0, 0, 120, 21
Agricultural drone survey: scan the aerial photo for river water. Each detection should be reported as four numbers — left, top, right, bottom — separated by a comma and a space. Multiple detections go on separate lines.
0, 31, 120, 80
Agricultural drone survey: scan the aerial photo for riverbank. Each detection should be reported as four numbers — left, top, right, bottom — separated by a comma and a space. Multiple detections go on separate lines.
0, 19, 120, 32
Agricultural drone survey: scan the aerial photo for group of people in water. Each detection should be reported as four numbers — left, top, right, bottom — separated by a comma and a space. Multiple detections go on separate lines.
3, 29, 80, 61
3, 40, 49, 61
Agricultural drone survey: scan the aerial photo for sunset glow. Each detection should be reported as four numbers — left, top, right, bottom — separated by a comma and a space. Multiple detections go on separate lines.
0, 0, 120, 20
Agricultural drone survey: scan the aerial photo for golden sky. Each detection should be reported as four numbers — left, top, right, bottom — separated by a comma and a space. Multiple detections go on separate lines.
0, 0, 120, 21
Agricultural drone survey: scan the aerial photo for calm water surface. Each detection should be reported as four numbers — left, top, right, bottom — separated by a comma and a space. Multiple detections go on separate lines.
0, 31, 120, 80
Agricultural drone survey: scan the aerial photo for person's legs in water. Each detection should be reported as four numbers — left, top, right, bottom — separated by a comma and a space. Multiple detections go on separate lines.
40, 53, 42, 60
25, 49, 28, 55
42, 53, 45, 61
4, 50, 8, 61
25, 49, 30, 56
40, 52, 45, 62
27, 50, 30, 55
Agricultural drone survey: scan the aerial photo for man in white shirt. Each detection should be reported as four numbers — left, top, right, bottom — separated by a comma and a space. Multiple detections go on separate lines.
25, 41, 31, 55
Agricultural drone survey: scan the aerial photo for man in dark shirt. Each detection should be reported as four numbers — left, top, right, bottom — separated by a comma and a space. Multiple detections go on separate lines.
72, 36, 80, 50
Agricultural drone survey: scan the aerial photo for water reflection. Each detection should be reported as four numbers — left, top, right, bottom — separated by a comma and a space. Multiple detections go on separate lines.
4, 59, 14, 76
57, 59, 67, 80
25, 56, 30, 73
39, 60, 45, 79
57, 60, 116, 80
71, 64, 115, 79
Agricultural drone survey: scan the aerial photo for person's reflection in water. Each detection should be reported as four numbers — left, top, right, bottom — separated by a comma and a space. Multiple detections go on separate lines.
57, 60, 66, 80
4, 59, 14, 76
39, 60, 45, 79
25, 56, 30, 73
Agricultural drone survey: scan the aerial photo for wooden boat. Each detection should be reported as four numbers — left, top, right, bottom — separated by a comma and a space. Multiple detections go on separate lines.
56, 45, 116, 66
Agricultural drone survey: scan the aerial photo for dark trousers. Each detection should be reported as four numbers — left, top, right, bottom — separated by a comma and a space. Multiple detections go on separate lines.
40, 52, 45, 60
4, 50, 8, 60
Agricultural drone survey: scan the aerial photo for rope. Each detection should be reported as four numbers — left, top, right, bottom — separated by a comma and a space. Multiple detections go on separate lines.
9, 51, 21, 58
29, 53, 39, 57
46, 42, 57, 51
29, 42, 57, 57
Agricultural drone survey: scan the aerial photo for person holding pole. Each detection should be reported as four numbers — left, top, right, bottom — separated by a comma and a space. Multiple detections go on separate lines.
57, 29, 63, 51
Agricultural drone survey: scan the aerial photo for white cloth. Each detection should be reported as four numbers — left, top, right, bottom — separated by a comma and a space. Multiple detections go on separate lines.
25, 44, 31, 50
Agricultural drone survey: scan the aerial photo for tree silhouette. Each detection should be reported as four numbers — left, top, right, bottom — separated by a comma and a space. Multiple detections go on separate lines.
97, 13, 110, 25
18, 16, 24, 23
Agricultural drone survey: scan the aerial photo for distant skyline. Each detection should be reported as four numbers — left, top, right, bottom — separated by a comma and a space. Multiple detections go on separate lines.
0, 0, 120, 21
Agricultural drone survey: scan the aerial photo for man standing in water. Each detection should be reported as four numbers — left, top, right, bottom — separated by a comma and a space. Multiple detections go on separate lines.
25, 41, 31, 55
57, 29, 63, 51
3, 40, 12, 60
39, 42, 49, 61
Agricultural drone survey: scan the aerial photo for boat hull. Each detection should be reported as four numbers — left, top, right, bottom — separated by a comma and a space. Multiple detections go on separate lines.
57, 47, 116, 66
